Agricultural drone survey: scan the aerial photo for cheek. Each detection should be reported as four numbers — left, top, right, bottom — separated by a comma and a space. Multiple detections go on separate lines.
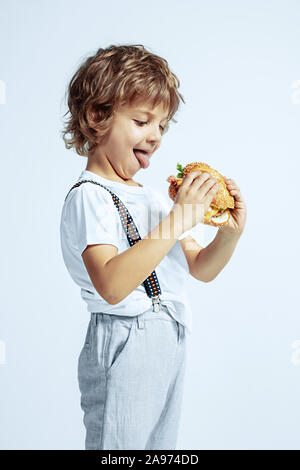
130, 124, 142, 141
108, 121, 142, 151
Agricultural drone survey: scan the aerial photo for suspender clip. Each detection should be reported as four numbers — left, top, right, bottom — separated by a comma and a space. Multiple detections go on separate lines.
152, 295, 162, 312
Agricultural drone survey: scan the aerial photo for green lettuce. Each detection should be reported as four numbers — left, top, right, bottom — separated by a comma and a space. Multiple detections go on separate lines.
176, 163, 183, 178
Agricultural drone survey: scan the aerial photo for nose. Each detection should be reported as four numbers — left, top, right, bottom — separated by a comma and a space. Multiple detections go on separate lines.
146, 126, 162, 149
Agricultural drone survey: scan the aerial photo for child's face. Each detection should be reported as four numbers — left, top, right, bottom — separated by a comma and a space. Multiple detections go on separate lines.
88, 98, 169, 181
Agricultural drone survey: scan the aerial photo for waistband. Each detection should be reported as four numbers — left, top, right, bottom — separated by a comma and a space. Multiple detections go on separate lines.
90, 304, 185, 342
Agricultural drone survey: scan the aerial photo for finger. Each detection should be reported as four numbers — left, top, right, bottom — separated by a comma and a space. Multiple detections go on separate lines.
229, 187, 240, 196
180, 170, 202, 187
226, 179, 240, 191
225, 178, 235, 184
193, 172, 215, 191
224, 177, 233, 187
229, 189, 244, 204
193, 171, 213, 189
226, 177, 237, 184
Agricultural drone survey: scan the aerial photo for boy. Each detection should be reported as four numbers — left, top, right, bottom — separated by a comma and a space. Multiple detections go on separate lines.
60, 44, 247, 450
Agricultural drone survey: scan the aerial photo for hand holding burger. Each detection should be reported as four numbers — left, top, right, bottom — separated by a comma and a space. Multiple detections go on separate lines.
167, 162, 235, 227
167, 162, 247, 235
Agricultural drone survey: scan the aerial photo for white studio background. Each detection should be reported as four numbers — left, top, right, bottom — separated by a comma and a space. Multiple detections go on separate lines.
1, 0, 300, 450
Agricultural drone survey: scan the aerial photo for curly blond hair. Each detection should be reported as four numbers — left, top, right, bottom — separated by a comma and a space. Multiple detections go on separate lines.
61, 44, 185, 157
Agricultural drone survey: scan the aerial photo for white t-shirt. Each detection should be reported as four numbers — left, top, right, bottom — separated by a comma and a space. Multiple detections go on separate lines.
60, 170, 198, 335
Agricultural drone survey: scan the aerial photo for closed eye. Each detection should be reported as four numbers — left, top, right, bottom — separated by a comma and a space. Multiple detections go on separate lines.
134, 120, 165, 132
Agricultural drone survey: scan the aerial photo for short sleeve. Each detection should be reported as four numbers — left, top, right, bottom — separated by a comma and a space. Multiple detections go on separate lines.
66, 184, 120, 255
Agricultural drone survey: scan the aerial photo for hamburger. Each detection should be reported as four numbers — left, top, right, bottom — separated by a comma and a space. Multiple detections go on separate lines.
166, 162, 235, 227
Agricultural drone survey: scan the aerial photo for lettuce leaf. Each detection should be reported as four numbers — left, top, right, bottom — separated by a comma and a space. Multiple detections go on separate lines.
176, 163, 183, 178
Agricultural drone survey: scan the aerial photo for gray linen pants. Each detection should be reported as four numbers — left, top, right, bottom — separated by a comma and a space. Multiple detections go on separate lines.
77, 304, 187, 450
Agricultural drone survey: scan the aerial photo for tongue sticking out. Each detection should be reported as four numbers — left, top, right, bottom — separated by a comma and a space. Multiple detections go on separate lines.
133, 149, 150, 169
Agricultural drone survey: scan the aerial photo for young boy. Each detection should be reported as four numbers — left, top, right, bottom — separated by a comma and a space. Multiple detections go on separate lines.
60, 44, 247, 450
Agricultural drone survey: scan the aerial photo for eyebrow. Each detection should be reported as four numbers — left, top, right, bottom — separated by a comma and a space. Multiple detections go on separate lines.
134, 109, 169, 122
